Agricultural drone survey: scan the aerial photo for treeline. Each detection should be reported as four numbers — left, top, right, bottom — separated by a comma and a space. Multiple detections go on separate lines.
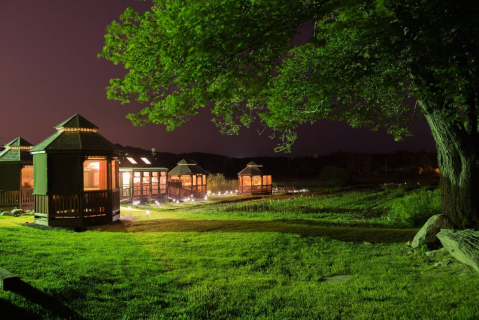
117, 144, 438, 179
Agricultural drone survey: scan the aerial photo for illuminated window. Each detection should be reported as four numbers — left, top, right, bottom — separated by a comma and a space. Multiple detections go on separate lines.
127, 157, 137, 164
243, 176, 251, 186
123, 172, 131, 186
141, 158, 151, 164
84, 160, 107, 191
181, 175, 192, 186
112, 160, 119, 189
252, 176, 262, 186
21, 166, 34, 188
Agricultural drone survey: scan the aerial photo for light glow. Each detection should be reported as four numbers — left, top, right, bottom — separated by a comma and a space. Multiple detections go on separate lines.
141, 158, 151, 164
127, 157, 138, 164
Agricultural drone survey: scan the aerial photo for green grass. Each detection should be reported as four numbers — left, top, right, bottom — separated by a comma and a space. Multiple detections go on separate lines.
0, 187, 478, 319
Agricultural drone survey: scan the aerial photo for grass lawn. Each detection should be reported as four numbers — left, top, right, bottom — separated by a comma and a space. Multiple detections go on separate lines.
1, 188, 478, 319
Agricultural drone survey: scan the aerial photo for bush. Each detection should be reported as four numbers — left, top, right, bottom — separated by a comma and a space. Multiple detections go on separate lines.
387, 189, 441, 227
207, 173, 239, 194
319, 166, 350, 187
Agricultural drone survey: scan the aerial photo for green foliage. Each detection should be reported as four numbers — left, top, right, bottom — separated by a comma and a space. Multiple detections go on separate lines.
319, 166, 350, 187
207, 173, 238, 193
99, 0, 478, 152
386, 189, 441, 227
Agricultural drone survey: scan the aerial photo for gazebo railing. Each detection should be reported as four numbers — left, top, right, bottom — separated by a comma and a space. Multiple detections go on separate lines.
0, 188, 34, 207
239, 185, 272, 195
35, 190, 120, 224
0, 190, 20, 206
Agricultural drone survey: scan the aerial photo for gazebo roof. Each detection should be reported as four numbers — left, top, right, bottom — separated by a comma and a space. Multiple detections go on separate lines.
0, 137, 34, 162
31, 115, 118, 153
54, 114, 99, 130
168, 159, 208, 175
238, 161, 264, 176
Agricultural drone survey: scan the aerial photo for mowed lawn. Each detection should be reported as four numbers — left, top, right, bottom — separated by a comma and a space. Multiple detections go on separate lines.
1, 189, 478, 320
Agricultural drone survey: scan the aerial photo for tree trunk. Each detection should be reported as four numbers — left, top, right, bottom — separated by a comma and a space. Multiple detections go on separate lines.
420, 101, 479, 229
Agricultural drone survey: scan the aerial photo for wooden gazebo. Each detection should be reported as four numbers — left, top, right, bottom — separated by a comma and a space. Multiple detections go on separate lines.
119, 154, 168, 203
168, 159, 208, 199
238, 161, 272, 195
30, 114, 121, 226
0, 137, 34, 208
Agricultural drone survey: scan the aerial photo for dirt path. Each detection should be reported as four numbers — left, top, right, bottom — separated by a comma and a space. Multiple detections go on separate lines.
97, 218, 417, 243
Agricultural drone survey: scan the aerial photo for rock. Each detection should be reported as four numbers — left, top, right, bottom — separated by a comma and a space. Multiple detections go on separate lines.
441, 260, 452, 267
425, 248, 448, 257
411, 214, 454, 249
322, 275, 351, 283
437, 229, 479, 273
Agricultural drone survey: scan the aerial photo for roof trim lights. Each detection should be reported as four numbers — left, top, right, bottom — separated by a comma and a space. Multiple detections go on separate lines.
58, 128, 98, 132
126, 157, 138, 164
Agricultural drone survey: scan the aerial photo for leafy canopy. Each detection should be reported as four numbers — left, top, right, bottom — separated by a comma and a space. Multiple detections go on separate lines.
100, 0, 478, 152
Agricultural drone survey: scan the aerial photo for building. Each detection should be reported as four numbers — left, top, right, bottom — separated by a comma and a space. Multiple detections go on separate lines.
237, 161, 272, 195
30, 114, 121, 226
168, 159, 208, 199
119, 154, 168, 203
0, 137, 34, 208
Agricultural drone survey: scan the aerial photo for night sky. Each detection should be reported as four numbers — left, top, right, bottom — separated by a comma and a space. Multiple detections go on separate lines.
0, 0, 436, 158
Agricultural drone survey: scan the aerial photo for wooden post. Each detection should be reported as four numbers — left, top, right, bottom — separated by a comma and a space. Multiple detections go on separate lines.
0, 267, 19, 291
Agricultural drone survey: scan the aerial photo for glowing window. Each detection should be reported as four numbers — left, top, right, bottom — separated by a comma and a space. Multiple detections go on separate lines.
21, 166, 34, 189
141, 158, 151, 164
84, 160, 107, 191
122, 172, 131, 186
126, 157, 137, 164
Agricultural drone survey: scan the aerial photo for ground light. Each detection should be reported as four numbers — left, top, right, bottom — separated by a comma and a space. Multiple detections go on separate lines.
128, 206, 131, 214
146, 210, 150, 218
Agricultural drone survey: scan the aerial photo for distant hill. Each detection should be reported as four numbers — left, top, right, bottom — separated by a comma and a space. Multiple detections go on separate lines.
116, 144, 438, 180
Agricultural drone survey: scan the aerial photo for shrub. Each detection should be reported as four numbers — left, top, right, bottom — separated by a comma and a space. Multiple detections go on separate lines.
319, 166, 350, 187
387, 189, 441, 227
207, 173, 238, 194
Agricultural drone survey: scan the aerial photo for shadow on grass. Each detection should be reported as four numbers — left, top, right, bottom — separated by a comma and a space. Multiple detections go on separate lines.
7, 280, 86, 320
101, 219, 417, 243
0, 299, 42, 320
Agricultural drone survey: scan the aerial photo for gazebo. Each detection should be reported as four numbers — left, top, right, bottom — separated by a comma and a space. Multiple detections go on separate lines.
0, 137, 34, 208
168, 159, 208, 199
30, 114, 121, 226
119, 154, 168, 203
238, 161, 272, 195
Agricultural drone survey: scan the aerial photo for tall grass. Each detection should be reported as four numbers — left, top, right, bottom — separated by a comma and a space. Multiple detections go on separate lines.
208, 173, 239, 193
386, 189, 441, 227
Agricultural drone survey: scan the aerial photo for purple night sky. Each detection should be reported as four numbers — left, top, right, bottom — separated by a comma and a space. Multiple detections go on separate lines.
0, 0, 436, 158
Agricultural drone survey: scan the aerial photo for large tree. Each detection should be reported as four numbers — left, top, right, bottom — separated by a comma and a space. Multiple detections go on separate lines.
100, 0, 479, 228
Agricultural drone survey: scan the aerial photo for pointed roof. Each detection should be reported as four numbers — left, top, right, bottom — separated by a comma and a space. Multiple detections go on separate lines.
238, 161, 264, 175
0, 137, 34, 162
31, 115, 118, 153
4, 137, 33, 147
168, 159, 208, 175
54, 114, 99, 130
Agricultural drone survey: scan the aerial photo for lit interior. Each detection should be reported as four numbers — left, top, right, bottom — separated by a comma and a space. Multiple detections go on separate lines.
84, 160, 107, 190
21, 166, 34, 188
141, 158, 151, 164
123, 172, 131, 186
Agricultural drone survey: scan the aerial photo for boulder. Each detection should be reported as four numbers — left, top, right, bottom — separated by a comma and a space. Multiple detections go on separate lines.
11, 209, 24, 216
411, 214, 454, 249
425, 247, 448, 257
437, 229, 479, 273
